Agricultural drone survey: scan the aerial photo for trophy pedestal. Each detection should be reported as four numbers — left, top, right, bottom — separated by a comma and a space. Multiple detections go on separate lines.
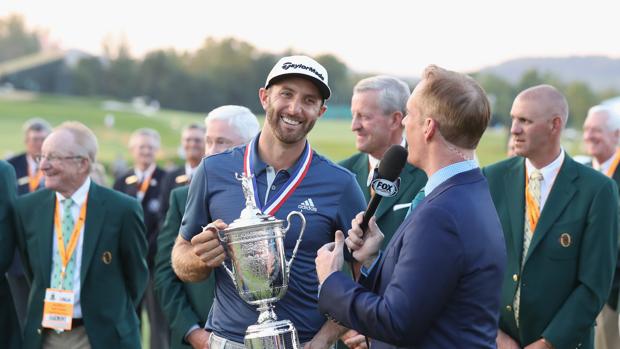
245, 319, 300, 349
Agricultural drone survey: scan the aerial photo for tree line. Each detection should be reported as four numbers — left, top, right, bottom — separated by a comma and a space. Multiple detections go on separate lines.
1, 14, 618, 127
475, 70, 619, 128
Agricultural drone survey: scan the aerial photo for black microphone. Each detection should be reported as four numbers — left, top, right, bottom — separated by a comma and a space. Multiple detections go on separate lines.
359, 144, 408, 232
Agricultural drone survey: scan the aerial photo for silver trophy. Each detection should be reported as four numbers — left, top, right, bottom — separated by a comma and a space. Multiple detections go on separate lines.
218, 173, 306, 349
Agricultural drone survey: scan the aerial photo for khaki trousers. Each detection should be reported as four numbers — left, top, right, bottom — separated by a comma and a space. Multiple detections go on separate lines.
43, 325, 91, 349
595, 304, 620, 349
209, 333, 246, 349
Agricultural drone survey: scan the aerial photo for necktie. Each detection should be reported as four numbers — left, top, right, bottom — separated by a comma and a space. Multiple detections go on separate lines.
524, 170, 543, 246
405, 189, 425, 217
514, 169, 543, 325
368, 162, 378, 197
51, 198, 76, 290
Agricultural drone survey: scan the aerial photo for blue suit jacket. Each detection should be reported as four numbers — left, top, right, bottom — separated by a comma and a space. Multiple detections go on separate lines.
318, 169, 506, 349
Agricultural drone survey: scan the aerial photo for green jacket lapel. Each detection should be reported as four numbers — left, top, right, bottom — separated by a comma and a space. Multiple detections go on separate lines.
504, 158, 526, 263
81, 182, 106, 283
524, 156, 578, 263
613, 163, 620, 187
351, 153, 371, 202
36, 191, 56, 288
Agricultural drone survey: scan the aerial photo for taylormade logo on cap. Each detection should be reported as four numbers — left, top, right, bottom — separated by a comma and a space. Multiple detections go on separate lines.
265, 55, 331, 100
281, 62, 325, 81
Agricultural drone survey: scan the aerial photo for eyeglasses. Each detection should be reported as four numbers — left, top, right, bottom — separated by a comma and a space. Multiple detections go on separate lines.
34, 154, 84, 164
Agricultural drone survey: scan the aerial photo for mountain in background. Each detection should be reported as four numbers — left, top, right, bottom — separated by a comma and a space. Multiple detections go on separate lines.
478, 56, 620, 91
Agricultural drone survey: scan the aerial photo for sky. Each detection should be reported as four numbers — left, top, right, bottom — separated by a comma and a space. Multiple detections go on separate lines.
2, 0, 620, 77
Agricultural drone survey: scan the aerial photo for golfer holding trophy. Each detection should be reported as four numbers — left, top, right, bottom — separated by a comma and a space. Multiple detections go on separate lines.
171, 55, 366, 349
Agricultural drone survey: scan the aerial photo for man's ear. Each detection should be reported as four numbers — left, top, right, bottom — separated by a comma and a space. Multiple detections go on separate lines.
317, 104, 327, 119
258, 88, 269, 110
390, 111, 404, 130
79, 158, 90, 173
551, 115, 563, 133
424, 118, 436, 142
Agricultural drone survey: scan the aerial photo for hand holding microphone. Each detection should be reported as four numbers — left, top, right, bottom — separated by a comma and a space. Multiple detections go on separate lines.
347, 144, 408, 265
346, 212, 383, 267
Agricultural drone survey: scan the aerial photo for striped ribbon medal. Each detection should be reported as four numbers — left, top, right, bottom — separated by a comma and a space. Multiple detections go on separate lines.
243, 138, 313, 215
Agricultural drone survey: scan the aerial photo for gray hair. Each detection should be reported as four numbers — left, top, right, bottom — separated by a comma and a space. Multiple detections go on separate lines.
56, 121, 99, 166
23, 117, 52, 134
587, 105, 620, 132
183, 123, 206, 133
353, 75, 411, 116
129, 128, 161, 149
205, 105, 260, 143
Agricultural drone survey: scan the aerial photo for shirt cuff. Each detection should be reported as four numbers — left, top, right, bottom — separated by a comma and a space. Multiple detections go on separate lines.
184, 324, 201, 343
360, 251, 383, 277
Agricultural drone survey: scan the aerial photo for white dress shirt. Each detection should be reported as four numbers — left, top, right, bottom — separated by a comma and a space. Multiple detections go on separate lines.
593, 153, 615, 174
366, 138, 406, 186
525, 149, 565, 210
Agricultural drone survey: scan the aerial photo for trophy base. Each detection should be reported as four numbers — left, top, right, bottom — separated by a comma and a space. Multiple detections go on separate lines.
244, 319, 300, 349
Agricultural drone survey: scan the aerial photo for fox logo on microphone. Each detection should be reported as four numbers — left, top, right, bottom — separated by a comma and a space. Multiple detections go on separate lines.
371, 177, 400, 197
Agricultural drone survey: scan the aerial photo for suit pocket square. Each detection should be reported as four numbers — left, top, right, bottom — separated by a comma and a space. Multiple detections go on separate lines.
393, 203, 411, 211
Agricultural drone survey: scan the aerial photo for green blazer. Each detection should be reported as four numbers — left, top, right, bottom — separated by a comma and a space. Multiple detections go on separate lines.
154, 186, 215, 349
613, 166, 620, 312
0, 160, 21, 349
14, 182, 149, 349
483, 155, 618, 349
586, 159, 620, 310
339, 152, 427, 246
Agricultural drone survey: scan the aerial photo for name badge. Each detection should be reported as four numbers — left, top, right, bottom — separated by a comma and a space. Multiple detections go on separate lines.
42, 288, 75, 331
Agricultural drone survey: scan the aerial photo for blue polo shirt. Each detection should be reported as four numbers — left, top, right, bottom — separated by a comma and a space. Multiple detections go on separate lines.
180, 135, 366, 343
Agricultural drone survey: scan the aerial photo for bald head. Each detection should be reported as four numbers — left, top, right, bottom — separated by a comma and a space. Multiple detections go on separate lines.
515, 84, 569, 127
510, 84, 569, 167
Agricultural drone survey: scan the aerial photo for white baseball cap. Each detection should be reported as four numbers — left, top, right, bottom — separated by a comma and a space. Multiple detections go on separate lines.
265, 55, 331, 100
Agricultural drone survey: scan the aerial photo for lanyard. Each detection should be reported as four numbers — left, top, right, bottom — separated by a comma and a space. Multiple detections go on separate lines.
136, 171, 153, 202
53, 195, 88, 281
243, 138, 312, 215
605, 149, 620, 178
28, 166, 43, 192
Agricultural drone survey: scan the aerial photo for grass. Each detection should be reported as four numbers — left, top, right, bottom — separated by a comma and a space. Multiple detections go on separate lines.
0, 92, 586, 169
0, 93, 202, 166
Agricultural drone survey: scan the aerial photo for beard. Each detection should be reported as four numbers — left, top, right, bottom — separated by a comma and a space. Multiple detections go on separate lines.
265, 105, 317, 145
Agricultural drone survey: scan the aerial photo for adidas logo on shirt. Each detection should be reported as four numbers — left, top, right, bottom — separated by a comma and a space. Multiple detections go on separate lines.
298, 198, 318, 212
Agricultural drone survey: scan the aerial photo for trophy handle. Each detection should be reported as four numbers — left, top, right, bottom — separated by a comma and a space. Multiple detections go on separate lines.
283, 211, 306, 276
220, 261, 237, 287
217, 229, 238, 287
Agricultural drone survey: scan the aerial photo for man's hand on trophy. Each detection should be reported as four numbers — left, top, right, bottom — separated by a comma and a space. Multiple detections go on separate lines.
315, 230, 345, 284
191, 219, 229, 268
346, 212, 383, 269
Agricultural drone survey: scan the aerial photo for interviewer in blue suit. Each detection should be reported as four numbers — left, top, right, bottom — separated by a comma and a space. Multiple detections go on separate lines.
315, 65, 507, 349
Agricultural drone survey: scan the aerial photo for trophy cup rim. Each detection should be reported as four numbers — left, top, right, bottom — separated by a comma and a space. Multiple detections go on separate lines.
219, 214, 285, 242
